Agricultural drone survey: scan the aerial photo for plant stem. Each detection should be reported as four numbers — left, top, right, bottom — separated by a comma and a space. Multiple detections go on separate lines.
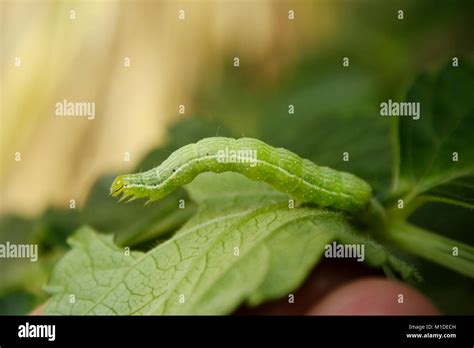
387, 221, 474, 278
361, 198, 389, 239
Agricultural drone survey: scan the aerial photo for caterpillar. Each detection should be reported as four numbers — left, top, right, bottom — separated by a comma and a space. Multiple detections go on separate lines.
110, 137, 372, 213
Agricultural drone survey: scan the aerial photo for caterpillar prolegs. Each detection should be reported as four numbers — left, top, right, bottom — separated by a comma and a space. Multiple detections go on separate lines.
110, 137, 372, 213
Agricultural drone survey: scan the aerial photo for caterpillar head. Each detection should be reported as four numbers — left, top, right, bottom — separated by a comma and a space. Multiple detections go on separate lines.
110, 174, 160, 203
110, 175, 125, 197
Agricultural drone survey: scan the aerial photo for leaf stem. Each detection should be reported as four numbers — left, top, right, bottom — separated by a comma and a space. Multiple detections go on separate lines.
362, 198, 388, 239
386, 221, 474, 278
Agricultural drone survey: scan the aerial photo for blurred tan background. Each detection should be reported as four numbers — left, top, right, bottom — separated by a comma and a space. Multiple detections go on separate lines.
1, 0, 335, 216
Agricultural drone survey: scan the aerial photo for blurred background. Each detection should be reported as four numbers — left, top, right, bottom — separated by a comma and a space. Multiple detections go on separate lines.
1, 0, 473, 314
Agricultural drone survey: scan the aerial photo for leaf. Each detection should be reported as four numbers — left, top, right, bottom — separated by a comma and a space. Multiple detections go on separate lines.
394, 61, 474, 208
44, 173, 417, 315
196, 60, 394, 196
335, 223, 421, 282
185, 172, 289, 205
258, 68, 394, 197
0, 289, 42, 315
44, 210, 331, 314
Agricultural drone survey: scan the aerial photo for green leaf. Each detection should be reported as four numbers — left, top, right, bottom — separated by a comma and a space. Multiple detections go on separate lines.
258, 68, 393, 197
44, 173, 417, 315
185, 172, 289, 205
196, 60, 394, 196
394, 61, 474, 208
0, 289, 43, 315
335, 223, 421, 282
188, 173, 420, 283
407, 202, 474, 311
44, 209, 335, 314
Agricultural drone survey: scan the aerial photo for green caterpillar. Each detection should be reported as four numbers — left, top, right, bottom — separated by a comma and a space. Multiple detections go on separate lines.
110, 137, 372, 213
